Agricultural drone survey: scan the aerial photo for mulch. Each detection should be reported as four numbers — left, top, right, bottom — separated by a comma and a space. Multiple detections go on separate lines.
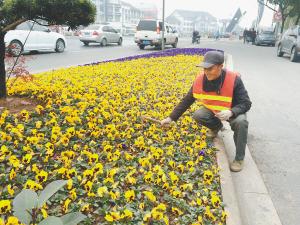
0, 96, 40, 114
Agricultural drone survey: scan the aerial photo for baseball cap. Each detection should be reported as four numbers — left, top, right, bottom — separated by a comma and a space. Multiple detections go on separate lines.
197, 51, 224, 68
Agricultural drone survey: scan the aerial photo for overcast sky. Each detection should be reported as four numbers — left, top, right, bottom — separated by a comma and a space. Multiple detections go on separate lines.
125, 0, 275, 28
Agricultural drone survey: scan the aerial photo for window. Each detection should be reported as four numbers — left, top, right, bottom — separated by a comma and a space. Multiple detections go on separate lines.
293, 27, 299, 36
16, 22, 30, 30
32, 23, 49, 32
108, 26, 117, 33
158, 22, 165, 31
102, 26, 110, 32
85, 25, 101, 30
137, 20, 157, 31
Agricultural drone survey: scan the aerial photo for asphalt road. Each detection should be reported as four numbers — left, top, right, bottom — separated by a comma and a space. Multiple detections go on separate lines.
199, 39, 300, 225
23, 37, 300, 225
24, 36, 192, 73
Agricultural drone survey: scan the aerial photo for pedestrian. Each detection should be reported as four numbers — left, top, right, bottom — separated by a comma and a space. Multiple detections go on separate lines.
243, 28, 248, 44
160, 51, 252, 172
192, 30, 200, 44
215, 30, 220, 40
250, 28, 256, 44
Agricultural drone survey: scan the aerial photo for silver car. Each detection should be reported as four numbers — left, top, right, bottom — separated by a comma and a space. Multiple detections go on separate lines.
277, 26, 300, 62
79, 24, 123, 46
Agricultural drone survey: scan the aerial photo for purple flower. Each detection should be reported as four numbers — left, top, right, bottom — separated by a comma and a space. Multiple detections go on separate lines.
80, 48, 223, 66
199, 150, 205, 156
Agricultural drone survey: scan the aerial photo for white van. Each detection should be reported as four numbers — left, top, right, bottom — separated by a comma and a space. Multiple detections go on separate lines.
134, 19, 179, 49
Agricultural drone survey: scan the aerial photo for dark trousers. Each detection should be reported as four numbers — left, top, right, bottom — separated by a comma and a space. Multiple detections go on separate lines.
192, 107, 249, 161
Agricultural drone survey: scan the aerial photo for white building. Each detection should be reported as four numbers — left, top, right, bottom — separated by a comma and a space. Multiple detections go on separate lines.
121, 1, 143, 35
166, 10, 218, 37
91, 0, 143, 35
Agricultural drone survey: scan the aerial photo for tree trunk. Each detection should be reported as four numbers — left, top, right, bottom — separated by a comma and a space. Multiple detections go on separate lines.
281, 16, 286, 33
0, 31, 7, 98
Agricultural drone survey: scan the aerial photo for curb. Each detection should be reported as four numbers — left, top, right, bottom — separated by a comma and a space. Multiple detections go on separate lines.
214, 138, 243, 225
215, 54, 283, 225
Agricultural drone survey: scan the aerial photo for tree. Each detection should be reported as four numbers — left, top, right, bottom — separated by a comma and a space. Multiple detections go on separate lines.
290, 0, 300, 25
258, 0, 294, 33
267, 0, 299, 33
0, 0, 96, 98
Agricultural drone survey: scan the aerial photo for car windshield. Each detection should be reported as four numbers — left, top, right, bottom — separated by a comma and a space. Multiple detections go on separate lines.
261, 31, 274, 36
84, 25, 100, 30
137, 21, 157, 31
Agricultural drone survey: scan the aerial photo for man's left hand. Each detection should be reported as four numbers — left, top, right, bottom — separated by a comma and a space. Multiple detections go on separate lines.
215, 110, 233, 121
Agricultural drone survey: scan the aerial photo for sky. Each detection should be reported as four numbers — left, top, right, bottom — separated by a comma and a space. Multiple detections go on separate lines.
125, 0, 275, 28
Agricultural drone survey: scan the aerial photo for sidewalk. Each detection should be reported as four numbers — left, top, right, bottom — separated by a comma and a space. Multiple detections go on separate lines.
215, 54, 283, 225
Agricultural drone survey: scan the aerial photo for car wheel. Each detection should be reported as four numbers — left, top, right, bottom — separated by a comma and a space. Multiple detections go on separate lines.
55, 39, 65, 53
118, 38, 122, 46
101, 38, 107, 47
83, 42, 89, 46
139, 45, 145, 50
290, 47, 298, 62
172, 38, 178, 48
277, 44, 284, 57
8, 40, 23, 57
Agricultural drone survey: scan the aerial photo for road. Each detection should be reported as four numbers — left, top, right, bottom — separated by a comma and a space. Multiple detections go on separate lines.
199, 39, 300, 225
23, 36, 300, 225
24, 36, 192, 73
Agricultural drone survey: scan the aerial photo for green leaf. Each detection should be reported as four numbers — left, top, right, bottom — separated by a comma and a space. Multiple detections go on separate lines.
13, 189, 38, 225
38, 216, 63, 225
13, 210, 32, 225
61, 212, 87, 225
37, 180, 67, 208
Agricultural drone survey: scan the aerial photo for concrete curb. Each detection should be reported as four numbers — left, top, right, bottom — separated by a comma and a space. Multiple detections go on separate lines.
215, 54, 283, 225
214, 138, 243, 225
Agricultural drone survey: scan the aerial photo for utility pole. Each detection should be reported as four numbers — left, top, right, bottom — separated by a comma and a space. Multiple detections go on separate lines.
162, 0, 165, 50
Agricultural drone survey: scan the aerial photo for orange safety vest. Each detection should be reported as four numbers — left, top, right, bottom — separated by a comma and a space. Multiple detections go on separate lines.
192, 70, 238, 114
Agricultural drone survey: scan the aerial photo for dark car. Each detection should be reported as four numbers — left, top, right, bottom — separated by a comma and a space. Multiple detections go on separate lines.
277, 26, 300, 62
255, 30, 276, 46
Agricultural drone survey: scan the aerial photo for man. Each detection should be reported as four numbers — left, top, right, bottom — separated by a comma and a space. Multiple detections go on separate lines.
192, 30, 200, 44
161, 51, 252, 172
243, 28, 248, 44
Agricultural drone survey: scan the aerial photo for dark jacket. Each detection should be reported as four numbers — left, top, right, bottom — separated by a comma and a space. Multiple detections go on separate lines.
169, 69, 252, 121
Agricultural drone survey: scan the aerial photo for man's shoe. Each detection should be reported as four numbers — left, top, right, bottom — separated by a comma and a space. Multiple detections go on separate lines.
230, 160, 244, 172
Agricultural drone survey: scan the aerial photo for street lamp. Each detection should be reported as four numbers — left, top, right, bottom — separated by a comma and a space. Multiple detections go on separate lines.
161, 0, 165, 50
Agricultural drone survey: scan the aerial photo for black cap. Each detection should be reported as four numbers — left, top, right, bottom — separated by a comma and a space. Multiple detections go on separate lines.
197, 51, 224, 68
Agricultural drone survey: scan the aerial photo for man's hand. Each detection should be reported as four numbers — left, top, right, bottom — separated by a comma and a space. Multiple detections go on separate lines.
215, 110, 233, 121
160, 117, 173, 127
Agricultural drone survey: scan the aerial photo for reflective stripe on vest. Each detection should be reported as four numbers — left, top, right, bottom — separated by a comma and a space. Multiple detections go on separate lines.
192, 70, 237, 113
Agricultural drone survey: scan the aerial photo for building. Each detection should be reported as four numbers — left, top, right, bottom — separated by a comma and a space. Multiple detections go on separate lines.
91, 0, 107, 23
91, 0, 144, 35
136, 2, 158, 19
91, 0, 122, 24
121, 1, 143, 35
166, 10, 218, 37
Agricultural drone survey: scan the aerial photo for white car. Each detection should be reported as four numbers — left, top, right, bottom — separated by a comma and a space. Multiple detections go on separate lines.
79, 24, 123, 46
134, 19, 179, 49
5, 21, 67, 56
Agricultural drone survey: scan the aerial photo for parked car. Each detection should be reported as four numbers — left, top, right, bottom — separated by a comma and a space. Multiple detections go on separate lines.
255, 30, 276, 46
79, 24, 122, 46
277, 26, 300, 62
134, 19, 179, 49
5, 21, 67, 56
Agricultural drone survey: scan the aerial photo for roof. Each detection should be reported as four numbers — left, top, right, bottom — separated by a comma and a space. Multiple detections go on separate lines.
121, 1, 140, 11
168, 10, 216, 22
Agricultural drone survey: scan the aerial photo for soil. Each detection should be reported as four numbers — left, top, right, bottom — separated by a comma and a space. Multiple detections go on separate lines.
0, 96, 40, 114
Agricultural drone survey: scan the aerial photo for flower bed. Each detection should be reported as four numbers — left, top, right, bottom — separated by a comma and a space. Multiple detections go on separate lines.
0, 48, 226, 224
